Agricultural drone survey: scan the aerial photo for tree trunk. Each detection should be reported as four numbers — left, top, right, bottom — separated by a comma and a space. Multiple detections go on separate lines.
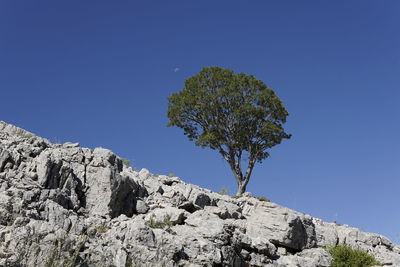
233, 158, 255, 196
218, 146, 255, 197
236, 181, 247, 196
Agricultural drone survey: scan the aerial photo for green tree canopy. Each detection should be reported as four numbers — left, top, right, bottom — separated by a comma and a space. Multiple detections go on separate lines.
167, 66, 291, 195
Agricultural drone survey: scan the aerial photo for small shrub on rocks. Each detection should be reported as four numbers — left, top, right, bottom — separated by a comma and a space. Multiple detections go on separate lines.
121, 158, 132, 166
17, 132, 34, 139
219, 187, 229, 195
43, 236, 87, 267
148, 215, 174, 229
95, 225, 109, 234
125, 255, 134, 267
256, 196, 270, 202
328, 244, 382, 267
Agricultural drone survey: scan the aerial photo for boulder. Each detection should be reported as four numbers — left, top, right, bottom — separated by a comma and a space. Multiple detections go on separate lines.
243, 200, 317, 251
145, 207, 187, 225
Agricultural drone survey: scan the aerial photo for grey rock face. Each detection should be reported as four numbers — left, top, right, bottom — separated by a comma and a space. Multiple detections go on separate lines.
243, 199, 317, 251
0, 121, 399, 267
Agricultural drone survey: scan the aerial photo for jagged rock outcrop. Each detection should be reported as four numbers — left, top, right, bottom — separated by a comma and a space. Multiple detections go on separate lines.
0, 121, 399, 267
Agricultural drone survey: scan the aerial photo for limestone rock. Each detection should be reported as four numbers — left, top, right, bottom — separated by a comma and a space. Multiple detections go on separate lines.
0, 121, 399, 267
270, 248, 331, 267
135, 199, 149, 214
243, 200, 317, 251
145, 207, 186, 225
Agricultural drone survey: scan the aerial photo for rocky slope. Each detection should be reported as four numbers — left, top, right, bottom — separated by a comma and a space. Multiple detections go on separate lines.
0, 121, 399, 267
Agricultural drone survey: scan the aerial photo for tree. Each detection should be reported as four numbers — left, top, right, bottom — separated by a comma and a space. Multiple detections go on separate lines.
167, 66, 291, 196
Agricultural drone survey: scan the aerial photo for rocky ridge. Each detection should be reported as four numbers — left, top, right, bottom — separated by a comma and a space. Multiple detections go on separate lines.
0, 121, 399, 267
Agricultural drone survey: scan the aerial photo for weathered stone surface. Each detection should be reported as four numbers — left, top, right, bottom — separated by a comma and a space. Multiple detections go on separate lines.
243, 199, 317, 251
145, 207, 187, 225
268, 247, 332, 267
0, 121, 399, 267
136, 199, 149, 214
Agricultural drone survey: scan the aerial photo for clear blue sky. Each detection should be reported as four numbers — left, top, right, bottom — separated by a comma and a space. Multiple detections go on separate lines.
1, 1, 399, 243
